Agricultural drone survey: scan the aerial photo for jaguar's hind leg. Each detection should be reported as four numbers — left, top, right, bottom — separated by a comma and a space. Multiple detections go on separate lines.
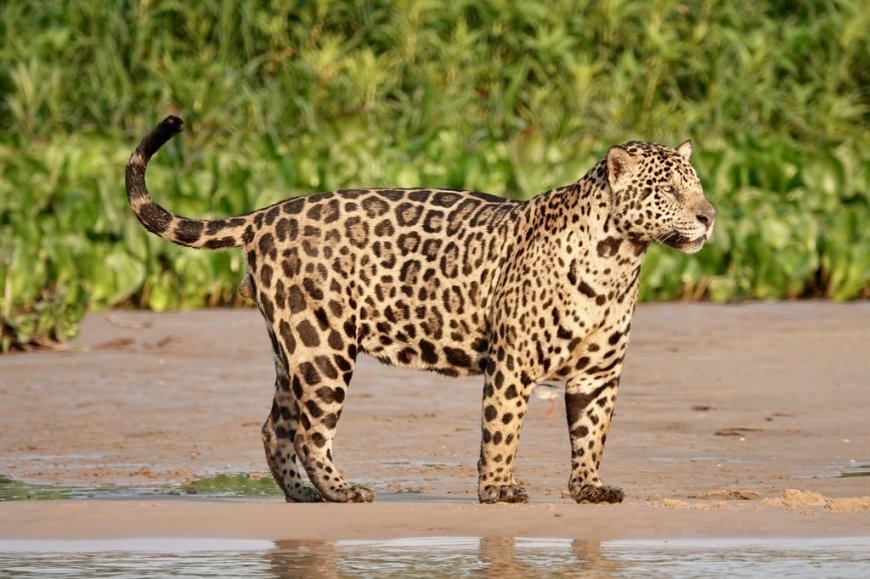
261, 333, 322, 502
287, 350, 374, 503
262, 400, 324, 503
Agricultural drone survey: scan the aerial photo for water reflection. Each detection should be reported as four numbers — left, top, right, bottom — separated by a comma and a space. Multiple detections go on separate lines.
1, 536, 868, 577
270, 541, 339, 579
248, 536, 870, 578
475, 537, 628, 577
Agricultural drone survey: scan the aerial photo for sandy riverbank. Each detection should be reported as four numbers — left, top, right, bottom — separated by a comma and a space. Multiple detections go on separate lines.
1, 303, 868, 540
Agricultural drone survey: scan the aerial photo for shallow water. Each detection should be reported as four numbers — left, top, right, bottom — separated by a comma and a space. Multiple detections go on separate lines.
1, 536, 868, 578
839, 464, 870, 478
0, 474, 283, 501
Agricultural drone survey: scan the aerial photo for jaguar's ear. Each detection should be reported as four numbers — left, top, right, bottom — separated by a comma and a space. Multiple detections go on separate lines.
606, 145, 637, 189
676, 139, 693, 160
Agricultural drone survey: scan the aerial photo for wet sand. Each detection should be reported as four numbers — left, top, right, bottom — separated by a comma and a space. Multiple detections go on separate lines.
1, 303, 868, 540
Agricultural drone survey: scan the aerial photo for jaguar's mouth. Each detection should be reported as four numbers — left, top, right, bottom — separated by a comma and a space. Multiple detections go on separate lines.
661, 231, 708, 254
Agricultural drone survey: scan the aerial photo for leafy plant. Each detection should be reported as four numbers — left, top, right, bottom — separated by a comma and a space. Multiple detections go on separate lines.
0, 0, 867, 350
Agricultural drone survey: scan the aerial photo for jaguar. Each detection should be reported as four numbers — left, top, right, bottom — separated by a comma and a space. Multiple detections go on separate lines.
126, 116, 714, 504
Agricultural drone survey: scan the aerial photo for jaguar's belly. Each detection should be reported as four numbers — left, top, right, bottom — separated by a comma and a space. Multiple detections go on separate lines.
355, 277, 492, 376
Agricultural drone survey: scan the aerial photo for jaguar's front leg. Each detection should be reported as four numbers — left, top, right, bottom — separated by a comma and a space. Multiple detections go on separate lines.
565, 374, 624, 503
477, 365, 533, 504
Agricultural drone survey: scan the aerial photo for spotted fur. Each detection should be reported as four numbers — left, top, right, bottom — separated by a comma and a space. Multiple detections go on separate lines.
126, 116, 715, 504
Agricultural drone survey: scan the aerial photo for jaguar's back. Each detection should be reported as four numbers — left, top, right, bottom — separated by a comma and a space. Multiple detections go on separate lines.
243, 188, 519, 378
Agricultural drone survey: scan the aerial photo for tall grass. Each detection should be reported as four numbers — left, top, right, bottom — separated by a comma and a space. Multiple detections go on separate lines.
1, 0, 867, 349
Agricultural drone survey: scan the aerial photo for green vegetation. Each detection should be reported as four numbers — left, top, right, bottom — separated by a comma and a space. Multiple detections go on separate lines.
181, 473, 283, 497
1, 0, 867, 350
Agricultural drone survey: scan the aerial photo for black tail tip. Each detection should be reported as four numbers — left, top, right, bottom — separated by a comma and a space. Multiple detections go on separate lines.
133, 115, 186, 160
159, 115, 184, 136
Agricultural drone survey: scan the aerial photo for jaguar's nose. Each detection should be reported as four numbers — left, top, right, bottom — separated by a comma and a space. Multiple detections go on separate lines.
695, 203, 716, 229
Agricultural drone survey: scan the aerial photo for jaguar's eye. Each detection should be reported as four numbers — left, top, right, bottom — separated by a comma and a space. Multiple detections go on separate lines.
662, 185, 676, 195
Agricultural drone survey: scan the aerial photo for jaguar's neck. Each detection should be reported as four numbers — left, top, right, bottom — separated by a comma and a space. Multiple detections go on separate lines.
522, 169, 649, 296
532, 166, 647, 244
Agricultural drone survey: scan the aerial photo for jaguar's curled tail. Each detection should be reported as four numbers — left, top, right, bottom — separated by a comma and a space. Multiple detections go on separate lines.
125, 115, 248, 249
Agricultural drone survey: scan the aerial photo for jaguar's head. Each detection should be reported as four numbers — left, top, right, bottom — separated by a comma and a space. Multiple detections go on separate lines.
606, 140, 715, 254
